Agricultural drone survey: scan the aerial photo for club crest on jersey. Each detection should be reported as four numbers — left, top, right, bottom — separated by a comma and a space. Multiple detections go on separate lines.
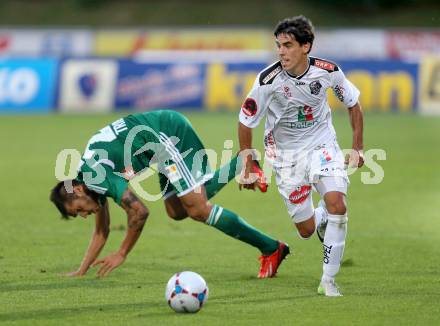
242, 98, 258, 116
289, 185, 312, 204
309, 81, 322, 95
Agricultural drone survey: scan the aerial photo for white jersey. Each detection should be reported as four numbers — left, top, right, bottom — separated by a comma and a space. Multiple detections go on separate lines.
239, 57, 360, 167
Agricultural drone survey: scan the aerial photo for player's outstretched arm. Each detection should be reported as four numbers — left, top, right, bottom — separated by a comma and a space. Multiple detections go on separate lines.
238, 122, 258, 191
92, 189, 149, 277
65, 201, 111, 277
346, 102, 365, 168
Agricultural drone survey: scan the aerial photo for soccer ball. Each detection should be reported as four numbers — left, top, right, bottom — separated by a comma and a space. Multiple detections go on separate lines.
165, 271, 209, 313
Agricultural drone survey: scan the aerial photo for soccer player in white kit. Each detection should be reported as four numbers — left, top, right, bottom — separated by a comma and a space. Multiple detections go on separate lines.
238, 16, 364, 296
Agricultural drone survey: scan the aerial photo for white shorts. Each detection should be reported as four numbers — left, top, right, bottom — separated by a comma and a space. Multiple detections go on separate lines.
274, 142, 349, 223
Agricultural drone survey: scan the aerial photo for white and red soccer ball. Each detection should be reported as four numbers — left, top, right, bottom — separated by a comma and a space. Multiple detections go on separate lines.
165, 271, 209, 313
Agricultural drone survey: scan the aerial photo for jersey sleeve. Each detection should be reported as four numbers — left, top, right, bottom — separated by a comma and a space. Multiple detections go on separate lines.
330, 68, 360, 108
238, 77, 273, 128
79, 160, 129, 206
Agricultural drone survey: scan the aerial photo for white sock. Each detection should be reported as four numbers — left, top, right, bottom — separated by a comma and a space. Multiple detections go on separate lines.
322, 213, 348, 282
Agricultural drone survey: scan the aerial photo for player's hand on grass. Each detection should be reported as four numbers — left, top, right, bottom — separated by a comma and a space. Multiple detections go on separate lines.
63, 270, 85, 277
92, 251, 126, 277
345, 149, 364, 169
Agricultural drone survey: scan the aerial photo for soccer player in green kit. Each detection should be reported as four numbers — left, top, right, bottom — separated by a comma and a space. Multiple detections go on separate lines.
50, 110, 289, 278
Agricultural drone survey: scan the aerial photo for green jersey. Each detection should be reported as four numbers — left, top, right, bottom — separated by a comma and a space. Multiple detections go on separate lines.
76, 110, 210, 205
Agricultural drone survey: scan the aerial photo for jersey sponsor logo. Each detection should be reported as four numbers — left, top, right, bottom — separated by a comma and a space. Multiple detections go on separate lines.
289, 185, 312, 204
314, 59, 335, 71
241, 97, 258, 116
320, 148, 332, 165
284, 105, 318, 128
309, 80, 322, 95
260, 61, 283, 85
298, 105, 314, 121
264, 130, 277, 159
286, 120, 318, 129
263, 66, 283, 84
295, 81, 306, 86
334, 85, 345, 102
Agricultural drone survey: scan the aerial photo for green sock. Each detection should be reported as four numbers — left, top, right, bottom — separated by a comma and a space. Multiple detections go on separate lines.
204, 155, 242, 199
206, 205, 278, 255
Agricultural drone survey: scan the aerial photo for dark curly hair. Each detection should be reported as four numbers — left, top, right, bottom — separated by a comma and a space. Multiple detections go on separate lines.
274, 15, 315, 53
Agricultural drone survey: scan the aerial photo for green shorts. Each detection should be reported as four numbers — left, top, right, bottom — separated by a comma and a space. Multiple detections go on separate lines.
157, 114, 212, 199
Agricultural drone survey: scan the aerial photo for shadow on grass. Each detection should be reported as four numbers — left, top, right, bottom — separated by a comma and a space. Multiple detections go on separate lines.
0, 278, 158, 293
0, 302, 163, 322
0, 293, 314, 322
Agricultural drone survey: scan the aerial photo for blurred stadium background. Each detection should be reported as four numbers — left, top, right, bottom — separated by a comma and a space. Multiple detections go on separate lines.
1, 1, 439, 325
0, 0, 438, 114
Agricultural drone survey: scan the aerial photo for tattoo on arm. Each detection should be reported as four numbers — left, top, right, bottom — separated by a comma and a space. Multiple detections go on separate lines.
121, 190, 148, 232
122, 191, 138, 207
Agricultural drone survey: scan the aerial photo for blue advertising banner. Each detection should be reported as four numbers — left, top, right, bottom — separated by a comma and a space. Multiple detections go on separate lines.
115, 60, 207, 110
114, 58, 420, 113
0, 58, 58, 113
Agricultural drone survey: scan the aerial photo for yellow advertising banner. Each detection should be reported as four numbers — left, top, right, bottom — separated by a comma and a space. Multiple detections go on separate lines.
203, 62, 418, 113
327, 70, 415, 113
95, 29, 271, 55
419, 56, 440, 115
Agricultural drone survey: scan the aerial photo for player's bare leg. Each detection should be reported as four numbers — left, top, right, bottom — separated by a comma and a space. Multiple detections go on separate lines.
295, 216, 316, 239
315, 199, 328, 242
178, 186, 289, 278
164, 195, 188, 221
294, 200, 328, 241
164, 154, 253, 221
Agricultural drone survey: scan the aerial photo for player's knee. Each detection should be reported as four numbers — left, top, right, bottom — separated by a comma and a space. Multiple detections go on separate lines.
167, 210, 188, 221
186, 205, 210, 222
292, 205, 315, 239
165, 204, 188, 221
326, 201, 346, 215
297, 226, 315, 239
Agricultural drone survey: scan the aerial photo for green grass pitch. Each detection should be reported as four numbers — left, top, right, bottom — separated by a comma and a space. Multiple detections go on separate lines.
0, 111, 439, 325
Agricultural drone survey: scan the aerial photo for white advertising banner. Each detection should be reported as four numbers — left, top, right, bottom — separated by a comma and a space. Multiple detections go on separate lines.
59, 59, 117, 113
312, 29, 440, 62
313, 29, 387, 60
386, 31, 440, 61
0, 29, 93, 56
